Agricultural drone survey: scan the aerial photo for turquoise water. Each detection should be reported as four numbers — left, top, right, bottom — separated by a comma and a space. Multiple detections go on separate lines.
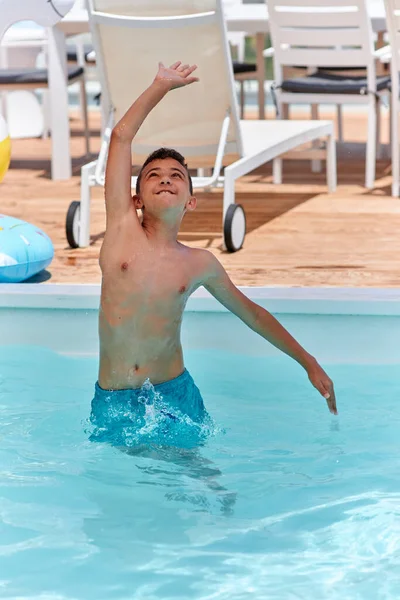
1, 314, 400, 599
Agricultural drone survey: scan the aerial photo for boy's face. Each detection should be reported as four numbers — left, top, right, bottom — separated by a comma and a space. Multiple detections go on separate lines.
134, 158, 196, 217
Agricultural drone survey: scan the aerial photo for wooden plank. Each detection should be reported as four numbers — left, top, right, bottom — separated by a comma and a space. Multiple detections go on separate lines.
1, 109, 400, 287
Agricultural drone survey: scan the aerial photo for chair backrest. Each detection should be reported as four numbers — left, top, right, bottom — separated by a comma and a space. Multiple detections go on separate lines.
87, 0, 243, 168
267, 0, 376, 86
384, 0, 400, 92
0, 0, 74, 42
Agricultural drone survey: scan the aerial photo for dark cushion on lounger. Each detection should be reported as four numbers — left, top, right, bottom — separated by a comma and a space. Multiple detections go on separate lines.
281, 71, 391, 94
233, 61, 257, 74
0, 67, 84, 85
67, 45, 95, 63
387, 78, 398, 93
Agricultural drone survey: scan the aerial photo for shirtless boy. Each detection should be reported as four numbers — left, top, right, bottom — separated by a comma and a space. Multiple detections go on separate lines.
91, 61, 337, 443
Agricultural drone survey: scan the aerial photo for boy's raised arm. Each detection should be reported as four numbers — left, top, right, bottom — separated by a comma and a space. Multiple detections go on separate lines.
104, 62, 198, 226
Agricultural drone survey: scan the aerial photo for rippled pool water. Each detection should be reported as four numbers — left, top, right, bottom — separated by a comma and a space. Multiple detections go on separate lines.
1, 313, 400, 599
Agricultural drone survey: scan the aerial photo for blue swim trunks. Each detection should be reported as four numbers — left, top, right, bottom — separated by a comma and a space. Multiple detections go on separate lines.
88, 369, 212, 448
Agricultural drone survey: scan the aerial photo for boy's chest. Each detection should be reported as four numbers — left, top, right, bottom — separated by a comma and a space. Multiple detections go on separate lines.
102, 251, 197, 300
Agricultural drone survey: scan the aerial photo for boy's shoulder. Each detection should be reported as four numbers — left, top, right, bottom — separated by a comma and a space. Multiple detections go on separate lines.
181, 244, 216, 266
179, 245, 221, 282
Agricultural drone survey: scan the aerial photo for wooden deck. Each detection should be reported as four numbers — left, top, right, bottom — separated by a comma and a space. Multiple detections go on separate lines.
2, 108, 400, 287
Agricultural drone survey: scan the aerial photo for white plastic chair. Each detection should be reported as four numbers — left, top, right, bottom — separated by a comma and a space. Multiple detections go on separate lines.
0, 32, 90, 152
66, 0, 336, 252
267, 0, 390, 190
384, 0, 400, 196
223, 0, 245, 62
222, 0, 250, 118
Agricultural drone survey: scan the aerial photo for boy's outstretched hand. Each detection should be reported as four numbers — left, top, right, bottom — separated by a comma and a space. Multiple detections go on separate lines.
154, 61, 199, 91
306, 360, 338, 415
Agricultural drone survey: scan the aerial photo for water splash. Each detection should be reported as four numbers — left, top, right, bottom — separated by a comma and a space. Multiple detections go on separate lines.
85, 378, 221, 450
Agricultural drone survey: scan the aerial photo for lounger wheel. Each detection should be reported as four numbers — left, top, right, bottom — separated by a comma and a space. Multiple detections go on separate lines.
223, 203, 246, 252
66, 200, 81, 248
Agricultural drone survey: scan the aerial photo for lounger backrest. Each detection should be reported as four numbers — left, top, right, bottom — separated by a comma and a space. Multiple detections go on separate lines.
267, 0, 376, 87
384, 0, 400, 94
87, 0, 243, 168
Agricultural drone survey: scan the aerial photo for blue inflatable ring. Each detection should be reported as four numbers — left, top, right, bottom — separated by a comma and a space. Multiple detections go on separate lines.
0, 215, 54, 283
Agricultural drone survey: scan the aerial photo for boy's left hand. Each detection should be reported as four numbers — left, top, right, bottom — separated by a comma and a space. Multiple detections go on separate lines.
307, 361, 338, 415
154, 61, 199, 91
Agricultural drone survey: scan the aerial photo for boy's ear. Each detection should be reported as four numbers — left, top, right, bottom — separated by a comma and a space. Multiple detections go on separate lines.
132, 194, 143, 209
185, 196, 197, 212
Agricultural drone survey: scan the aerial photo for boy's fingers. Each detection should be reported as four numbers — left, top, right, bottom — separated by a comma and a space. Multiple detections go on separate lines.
182, 64, 197, 75
328, 397, 338, 415
316, 379, 337, 415
328, 388, 338, 415
169, 61, 181, 69
183, 69, 198, 81
317, 379, 329, 398
185, 77, 199, 85
322, 381, 338, 415
177, 63, 190, 72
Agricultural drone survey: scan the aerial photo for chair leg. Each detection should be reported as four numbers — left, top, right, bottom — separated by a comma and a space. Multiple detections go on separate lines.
376, 98, 382, 160
326, 131, 337, 193
391, 92, 399, 197
273, 101, 286, 183
78, 161, 96, 247
273, 158, 282, 184
365, 96, 377, 189
223, 169, 236, 222
337, 104, 343, 142
311, 104, 322, 173
41, 89, 50, 139
388, 94, 393, 160
239, 81, 245, 119
79, 76, 91, 156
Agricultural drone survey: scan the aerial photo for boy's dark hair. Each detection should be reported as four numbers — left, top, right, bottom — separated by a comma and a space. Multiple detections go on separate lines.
135, 147, 193, 195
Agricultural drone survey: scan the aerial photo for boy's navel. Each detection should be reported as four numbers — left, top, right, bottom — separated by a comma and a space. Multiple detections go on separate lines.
121, 261, 129, 271
179, 285, 186, 294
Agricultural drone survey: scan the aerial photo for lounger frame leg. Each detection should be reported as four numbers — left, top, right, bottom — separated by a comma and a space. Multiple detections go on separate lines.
311, 104, 322, 173
337, 104, 343, 143
223, 170, 236, 224
273, 158, 282, 184
222, 172, 235, 250
366, 95, 377, 189
273, 101, 286, 183
79, 76, 91, 156
391, 90, 399, 197
78, 160, 97, 247
42, 89, 50, 139
326, 132, 337, 193
376, 97, 382, 160
240, 81, 245, 119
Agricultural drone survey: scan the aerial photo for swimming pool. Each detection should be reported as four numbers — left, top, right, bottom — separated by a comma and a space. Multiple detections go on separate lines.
1, 285, 400, 599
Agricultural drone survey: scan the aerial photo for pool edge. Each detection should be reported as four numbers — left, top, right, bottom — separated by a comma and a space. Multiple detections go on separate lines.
1, 284, 400, 315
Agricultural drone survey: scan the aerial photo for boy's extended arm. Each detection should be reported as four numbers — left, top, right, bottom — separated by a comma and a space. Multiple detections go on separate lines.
105, 61, 198, 225
202, 253, 337, 415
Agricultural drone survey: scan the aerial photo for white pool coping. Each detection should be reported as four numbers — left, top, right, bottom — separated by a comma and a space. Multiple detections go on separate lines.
1, 284, 400, 315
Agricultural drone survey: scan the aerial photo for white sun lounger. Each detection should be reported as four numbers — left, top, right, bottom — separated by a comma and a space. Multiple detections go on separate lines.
66, 0, 336, 252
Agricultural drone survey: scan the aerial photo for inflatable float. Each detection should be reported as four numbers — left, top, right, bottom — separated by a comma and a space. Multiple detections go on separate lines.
0, 0, 74, 282
0, 215, 54, 283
